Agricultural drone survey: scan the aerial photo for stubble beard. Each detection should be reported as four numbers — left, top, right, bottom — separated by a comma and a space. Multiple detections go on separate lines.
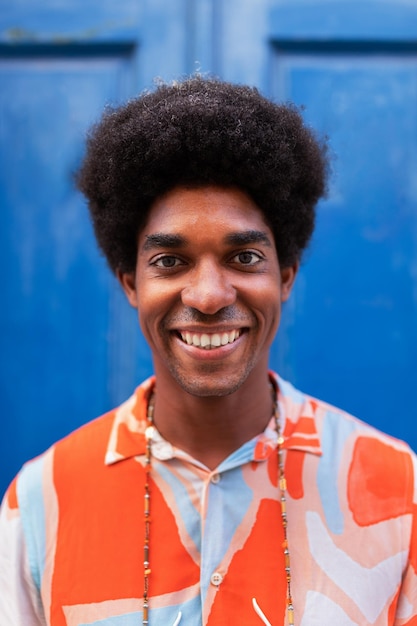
163, 351, 261, 398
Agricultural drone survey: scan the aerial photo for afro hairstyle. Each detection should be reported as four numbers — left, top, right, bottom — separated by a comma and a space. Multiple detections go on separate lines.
77, 75, 328, 273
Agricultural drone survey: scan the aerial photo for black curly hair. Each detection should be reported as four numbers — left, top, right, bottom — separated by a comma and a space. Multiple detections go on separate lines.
77, 76, 328, 273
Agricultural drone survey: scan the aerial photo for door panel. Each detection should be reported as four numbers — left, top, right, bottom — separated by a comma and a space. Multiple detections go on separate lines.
0, 2, 188, 496
269, 1, 417, 40
0, 50, 142, 493
270, 47, 417, 443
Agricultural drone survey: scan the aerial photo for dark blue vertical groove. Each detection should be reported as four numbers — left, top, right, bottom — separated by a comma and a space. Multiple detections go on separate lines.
184, 0, 223, 77
211, 0, 223, 77
184, 0, 197, 74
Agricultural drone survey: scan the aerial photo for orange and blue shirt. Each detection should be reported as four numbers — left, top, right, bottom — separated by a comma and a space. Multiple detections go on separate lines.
1, 373, 416, 625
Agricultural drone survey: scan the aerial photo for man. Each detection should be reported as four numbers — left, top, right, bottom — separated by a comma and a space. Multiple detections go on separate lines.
0, 76, 416, 625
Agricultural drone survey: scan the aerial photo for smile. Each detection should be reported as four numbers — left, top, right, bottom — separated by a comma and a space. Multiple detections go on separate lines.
179, 329, 243, 349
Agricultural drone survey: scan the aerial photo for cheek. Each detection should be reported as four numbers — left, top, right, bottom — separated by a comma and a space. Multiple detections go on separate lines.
135, 291, 155, 336
136, 288, 170, 340
266, 306, 281, 336
259, 289, 282, 334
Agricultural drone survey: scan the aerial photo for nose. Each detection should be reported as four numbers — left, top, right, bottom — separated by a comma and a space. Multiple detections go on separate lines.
181, 260, 236, 314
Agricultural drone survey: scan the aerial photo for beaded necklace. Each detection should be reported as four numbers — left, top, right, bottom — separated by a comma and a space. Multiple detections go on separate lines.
142, 383, 294, 625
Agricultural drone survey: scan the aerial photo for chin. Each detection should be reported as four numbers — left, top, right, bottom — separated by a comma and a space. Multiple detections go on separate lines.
172, 370, 250, 398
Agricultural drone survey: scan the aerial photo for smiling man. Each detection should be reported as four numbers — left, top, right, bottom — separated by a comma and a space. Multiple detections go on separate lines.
1, 77, 416, 626
119, 186, 295, 470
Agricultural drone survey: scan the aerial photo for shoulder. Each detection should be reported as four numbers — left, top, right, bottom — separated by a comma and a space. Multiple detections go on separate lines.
274, 372, 416, 493
14, 378, 153, 505
275, 371, 414, 451
273, 373, 417, 537
12, 408, 116, 517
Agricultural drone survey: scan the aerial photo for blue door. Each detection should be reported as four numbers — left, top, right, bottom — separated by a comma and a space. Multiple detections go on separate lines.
220, 0, 417, 450
0, 1, 191, 495
1, 0, 417, 497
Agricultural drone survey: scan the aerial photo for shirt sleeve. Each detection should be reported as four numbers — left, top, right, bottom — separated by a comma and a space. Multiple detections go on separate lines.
0, 479, 46, 626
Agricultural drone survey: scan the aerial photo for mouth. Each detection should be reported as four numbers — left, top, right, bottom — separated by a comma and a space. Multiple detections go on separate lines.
178, 329, 244, 350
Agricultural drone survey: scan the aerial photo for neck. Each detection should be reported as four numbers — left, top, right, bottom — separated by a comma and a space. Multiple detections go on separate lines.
151, 372, 274, 469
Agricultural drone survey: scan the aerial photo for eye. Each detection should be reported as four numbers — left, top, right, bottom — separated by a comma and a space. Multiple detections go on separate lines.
151, 255, 185, 269
231, 251, 263, 266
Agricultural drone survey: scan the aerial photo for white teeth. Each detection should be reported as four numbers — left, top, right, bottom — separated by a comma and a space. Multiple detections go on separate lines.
221, 333, 229, 345
180, 330, 241, 349
200, 333, 210, 347
211, 334, 221, 347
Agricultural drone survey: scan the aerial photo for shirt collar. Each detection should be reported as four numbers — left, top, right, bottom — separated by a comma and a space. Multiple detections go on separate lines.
104, 373, 322, 466
104, 376, 153, 465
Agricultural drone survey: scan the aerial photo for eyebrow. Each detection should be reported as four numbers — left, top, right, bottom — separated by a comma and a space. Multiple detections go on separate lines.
142, 233, 186, 251
142, 230, 272, 251
224, 230, 272, 247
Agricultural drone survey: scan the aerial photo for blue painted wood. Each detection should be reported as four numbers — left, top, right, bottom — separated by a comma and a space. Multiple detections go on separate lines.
185, 0, 223, 75
269, 1, 417, 40
0, 2, 190, 497
221, 0, 272, 86
0, 52, 143, 497
265, 9, 417, 450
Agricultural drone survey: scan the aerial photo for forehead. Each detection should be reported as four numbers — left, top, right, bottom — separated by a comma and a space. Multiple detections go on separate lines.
141, 185, 272, 238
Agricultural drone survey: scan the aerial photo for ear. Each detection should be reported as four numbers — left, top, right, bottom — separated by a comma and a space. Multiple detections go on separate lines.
116, 269, 138, 308
280, 261, 299, 302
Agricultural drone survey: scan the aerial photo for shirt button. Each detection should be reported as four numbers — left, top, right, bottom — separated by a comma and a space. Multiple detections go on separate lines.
210, 572, 223, 586
211, 473, 221, 484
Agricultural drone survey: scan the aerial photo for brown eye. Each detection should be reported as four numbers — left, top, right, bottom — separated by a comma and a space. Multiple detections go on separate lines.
232, 251, 262, 266
152, 255, 184, 268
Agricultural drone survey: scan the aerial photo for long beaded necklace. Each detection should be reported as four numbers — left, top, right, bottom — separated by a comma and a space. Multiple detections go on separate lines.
142, 383, 294, 625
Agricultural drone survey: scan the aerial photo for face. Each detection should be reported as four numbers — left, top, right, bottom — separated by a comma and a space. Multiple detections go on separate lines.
119, 186, 297, 398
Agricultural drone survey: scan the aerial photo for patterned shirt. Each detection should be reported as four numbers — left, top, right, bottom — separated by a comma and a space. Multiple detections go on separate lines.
1, 374, 416, 625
